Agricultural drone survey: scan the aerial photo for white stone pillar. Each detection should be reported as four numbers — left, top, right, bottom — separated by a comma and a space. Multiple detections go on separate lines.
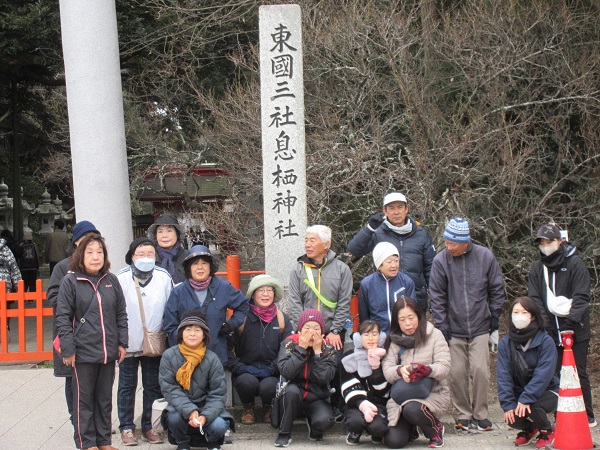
259, 5, 308, 290
59, 0, 132, 270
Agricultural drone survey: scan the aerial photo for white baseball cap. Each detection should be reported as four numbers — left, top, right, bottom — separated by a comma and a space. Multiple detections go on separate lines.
383, 192, 407, 206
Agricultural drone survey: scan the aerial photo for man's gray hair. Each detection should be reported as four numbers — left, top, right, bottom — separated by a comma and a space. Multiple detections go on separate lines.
306, 225, 332, 244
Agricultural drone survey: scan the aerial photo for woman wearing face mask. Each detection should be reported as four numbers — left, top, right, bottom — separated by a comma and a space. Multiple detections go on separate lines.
496, 296, 559, 448
116, 237, 174, 446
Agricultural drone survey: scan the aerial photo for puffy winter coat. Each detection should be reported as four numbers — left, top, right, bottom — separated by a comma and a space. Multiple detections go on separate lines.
159, 345, 234, 429
359, 271, 416, 334
163, 277, 249, 363
528, 243, 590, 343
496, 330, 558, 412
381, 323, 451, 426
348, 216, 436, 306
277, 334, 339, 403
0, 238, 21, 292
55, 271, 128, 364
429, 243, 505, 339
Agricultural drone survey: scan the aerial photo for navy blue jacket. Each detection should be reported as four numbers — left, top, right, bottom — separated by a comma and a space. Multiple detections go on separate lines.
496, 330, 559, 412
358, 271, 416, 334
348, 216, 436, 306
163, 277, 249, 363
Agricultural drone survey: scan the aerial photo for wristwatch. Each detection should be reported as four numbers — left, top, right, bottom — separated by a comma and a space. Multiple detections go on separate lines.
330, 328, 342, 335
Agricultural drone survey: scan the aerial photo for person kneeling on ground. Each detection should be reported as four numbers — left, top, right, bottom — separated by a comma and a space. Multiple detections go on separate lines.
341, 320, 390, 445
497, 296, 558, 448
273, 309, 339, 447
159, 310, 234, 450
382, 297, 450, 449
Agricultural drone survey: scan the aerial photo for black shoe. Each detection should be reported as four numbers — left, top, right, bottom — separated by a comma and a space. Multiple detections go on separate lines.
274, 433, 292, 447
346, 432, 361, 445
207, 441, 221, 450
177, 444, 191, 450
306, 418, 323, 441
334, 407, 344, 423
409, 426, 420, 442
455, 419, 471, 431
371, 435, 383, 444
475, 418, 493, 431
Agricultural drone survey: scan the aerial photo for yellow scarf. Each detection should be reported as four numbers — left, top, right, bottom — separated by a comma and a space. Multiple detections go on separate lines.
176, 342, 207, 390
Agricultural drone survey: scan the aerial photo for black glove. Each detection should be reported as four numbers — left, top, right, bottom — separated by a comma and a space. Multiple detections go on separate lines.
442, 329, 451, 343
490, 316, 499, 332
563, 318, 578, 332
367, 212, 385, 232
219, 321, 234, 336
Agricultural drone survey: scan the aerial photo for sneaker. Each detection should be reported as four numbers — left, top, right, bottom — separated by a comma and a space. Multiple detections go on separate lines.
346, 431, 361, 445
206, 441, 221, 450
455, 419, 471, 431
306, 418, 323, 441
371, 436, 383, 444
274, 433, 292, 447
120, 429, 138, 446
334, 407, 344, 423
142, 429, 164, 444
409, 426, 420, 442
589, 417, 598, 428
535, 430, 555, 448
475, 418, 493, 431
176, 444, 191, 450
428, 425, 444, 448
514, 427, 539, 446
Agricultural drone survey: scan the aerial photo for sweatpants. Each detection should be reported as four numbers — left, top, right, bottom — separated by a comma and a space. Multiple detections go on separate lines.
72, 361, 115, 449
510, 390, 558, 432
385, 401, 444, 448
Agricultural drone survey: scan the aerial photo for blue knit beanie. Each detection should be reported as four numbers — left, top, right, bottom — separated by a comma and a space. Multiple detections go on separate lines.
443, 218, 470, 243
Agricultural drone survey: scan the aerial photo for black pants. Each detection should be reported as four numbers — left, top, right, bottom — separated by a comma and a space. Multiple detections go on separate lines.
65, 376, 74, 425
511, 390, 558, 432
21, 269, 38, 292
555, 339, 594, 420
344, 404, 388, 438
277, 383, 335, 436
72, 361, 115, 449
234, 373, 279, 405
385, 402, 443, 448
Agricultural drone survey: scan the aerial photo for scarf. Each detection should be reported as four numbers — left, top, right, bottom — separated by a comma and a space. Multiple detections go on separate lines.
131, 264, 153, 285
540, 244, 566, 272
157, 246, 180, 282
390, 332, 416, 349
250, 303, 278, 323
342, 332, 387, 378
190, 276, 212, 291
176, 342, 207, 390
508, 321, 539, 345
383, 218, 413, 235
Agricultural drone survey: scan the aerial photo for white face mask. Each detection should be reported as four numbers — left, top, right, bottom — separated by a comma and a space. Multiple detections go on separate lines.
512, 314, 531, 330
134, 257, 155, 272
539, 240, 560, 256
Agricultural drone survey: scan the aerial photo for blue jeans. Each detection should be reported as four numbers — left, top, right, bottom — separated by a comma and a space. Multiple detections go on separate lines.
117, 355, 162, 432
165, 410, 228, 445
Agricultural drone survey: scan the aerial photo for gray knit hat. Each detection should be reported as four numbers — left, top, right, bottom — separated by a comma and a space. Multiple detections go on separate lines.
246, 274, 284, 303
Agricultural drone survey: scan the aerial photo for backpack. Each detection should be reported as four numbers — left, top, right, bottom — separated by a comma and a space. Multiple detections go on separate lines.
19, 242, 39, 270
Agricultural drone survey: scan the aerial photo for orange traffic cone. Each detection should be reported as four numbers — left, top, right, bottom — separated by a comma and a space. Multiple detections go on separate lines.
551, 330, 594, 449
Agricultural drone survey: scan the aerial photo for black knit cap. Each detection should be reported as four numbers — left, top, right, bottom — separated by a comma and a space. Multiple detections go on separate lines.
125, 237, 155, 265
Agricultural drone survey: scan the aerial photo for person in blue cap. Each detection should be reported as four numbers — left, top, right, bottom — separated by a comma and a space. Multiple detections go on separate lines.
163, 245, 249, 364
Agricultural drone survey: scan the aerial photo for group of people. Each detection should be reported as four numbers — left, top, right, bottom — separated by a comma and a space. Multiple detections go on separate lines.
42, 191, 593, 450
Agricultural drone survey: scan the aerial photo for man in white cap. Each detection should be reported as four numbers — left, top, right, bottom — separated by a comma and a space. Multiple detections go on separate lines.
358, 242, 416, 334
528, 223, 595, 426
429, 218, 505, 433
348, 192, 436, 312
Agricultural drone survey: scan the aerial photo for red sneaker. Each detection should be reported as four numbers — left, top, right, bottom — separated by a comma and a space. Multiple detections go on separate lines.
535, 429, 555, 448
514, 427, 538, 446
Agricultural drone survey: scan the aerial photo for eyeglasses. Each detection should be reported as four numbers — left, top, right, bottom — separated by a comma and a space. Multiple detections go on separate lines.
256, 287, 275, 294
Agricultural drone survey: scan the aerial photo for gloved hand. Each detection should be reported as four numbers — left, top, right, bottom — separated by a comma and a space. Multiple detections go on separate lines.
367, 348, 386, 369
408, 363, 432, 382
243, 365, 272, 378
489, 330, 499, 353
490, 316, 499, 332
367, 213, 385, 232
359, 400, 378, 423
218, 321, 234, 336
563, 318, 578, 332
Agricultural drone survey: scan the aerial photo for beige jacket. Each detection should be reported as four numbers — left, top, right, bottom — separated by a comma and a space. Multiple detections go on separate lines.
382, 322, 451, 426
